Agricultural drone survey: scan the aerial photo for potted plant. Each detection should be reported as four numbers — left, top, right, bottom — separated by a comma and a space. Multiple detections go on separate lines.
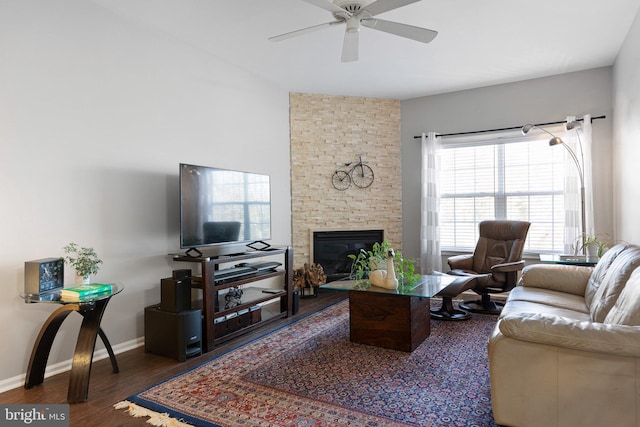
574, 233, 609, 257
63, 243, 103, 284
347, 240, 420, 286
367, 239, 391, 270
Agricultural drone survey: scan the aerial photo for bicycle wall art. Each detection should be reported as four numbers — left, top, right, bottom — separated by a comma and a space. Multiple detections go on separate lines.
331, 155, 374, 190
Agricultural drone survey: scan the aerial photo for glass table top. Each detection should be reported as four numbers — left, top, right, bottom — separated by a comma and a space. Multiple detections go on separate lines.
21, 283, 124, 304
539, 254, 599, 266
320, 274, 459, 298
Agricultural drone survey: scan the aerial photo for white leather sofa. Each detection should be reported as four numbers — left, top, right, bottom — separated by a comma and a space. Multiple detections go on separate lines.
488, 243, 640, 427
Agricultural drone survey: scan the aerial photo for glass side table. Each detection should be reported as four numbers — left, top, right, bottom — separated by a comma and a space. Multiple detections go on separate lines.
539, 254, 599, 266
21, 283, 123, 403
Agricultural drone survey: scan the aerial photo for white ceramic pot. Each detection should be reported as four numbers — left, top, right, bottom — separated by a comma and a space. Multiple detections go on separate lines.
585, 243, 598, 257
76, 273, 90, 285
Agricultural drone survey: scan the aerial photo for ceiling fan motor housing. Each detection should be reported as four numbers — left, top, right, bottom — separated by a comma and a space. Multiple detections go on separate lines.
332, 1, 373, 18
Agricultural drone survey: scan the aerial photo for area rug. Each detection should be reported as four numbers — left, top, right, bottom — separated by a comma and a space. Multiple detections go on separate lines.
116, 300, 499, 427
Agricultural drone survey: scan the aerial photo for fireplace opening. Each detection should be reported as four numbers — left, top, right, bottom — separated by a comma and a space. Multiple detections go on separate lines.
312, 230, 384, 282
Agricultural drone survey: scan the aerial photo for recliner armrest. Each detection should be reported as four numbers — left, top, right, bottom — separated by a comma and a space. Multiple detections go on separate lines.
491, 260, 525, 273
448, 254, 474, 270
498, 313, 640, 357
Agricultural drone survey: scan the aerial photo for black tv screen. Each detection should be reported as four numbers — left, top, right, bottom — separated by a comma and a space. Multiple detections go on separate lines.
180, 163, 272, 249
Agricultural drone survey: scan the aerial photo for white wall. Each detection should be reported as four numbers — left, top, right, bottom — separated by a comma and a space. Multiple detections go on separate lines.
0, 1, 290, 387
613, 8, 640, 244
400, 67, 614, 263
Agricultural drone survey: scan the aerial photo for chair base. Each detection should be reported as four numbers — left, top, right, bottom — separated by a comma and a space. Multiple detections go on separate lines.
459, 298, 505, 315
430, 296, 471, 321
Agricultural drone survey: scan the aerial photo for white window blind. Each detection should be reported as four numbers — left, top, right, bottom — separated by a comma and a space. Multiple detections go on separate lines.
439, 130, 567, 253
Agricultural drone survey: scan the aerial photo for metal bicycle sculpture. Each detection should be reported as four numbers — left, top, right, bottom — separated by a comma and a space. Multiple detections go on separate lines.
331, 155, 374, 190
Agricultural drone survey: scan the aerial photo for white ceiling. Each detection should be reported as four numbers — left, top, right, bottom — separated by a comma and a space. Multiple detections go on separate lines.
95, 0, 640, 100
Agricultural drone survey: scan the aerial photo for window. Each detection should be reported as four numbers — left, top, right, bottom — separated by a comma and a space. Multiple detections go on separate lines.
208, 172, 271, 241
439, 131, 568, 254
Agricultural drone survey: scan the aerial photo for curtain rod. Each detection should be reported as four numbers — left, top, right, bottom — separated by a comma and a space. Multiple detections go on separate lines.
413, 115, 606, 139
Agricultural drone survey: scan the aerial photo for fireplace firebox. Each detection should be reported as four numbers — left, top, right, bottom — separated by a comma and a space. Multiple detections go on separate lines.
312, 230, 384, 282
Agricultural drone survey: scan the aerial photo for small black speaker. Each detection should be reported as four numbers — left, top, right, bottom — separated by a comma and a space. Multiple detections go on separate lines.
160, 276, 191, 312
172, 269, 191, 280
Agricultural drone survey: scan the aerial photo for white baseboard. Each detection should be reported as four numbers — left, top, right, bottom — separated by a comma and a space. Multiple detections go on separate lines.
0, 336, 145, 394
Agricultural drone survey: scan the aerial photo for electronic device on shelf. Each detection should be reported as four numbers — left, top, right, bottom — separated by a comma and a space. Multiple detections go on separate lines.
246, 261, 282, 271
213, 261, 282, 283
179, 163, 272, 253
213, 266, 255, 282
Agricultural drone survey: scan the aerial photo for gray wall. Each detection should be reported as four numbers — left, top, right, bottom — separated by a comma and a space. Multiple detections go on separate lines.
400, 67, 614, 263
0, 2, 290, 388
613, 8, 640, 245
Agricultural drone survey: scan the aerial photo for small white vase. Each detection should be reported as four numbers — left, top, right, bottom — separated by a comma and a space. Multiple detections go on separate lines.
585, 243, 598, 258
76, 273, 90, 285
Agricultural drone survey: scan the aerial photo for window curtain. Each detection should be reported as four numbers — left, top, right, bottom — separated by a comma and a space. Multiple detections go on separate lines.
581, 115, 594, 237
562, 115, 593, 253
420, 132, 442, 273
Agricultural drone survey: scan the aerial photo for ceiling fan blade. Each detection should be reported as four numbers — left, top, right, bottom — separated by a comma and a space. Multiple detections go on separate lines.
302, 0, 349, 15
361, 18, 437, 43
269, 20, 343, 42
341, 29, 359, 62
363, 0, 422, 17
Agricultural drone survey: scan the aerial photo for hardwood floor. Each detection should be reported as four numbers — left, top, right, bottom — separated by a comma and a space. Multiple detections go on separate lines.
0, 290, 346, 427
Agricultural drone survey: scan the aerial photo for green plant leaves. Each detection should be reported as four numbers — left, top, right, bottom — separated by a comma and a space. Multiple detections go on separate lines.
63, 243, 103, 277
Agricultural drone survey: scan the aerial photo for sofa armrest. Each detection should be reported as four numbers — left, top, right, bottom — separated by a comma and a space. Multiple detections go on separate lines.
448, 254, 473, 270
518, 264, 593, 296
499, 313, 640, 357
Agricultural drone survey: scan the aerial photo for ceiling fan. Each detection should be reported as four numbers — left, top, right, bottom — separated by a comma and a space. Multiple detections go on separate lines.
269, 0, 437, 62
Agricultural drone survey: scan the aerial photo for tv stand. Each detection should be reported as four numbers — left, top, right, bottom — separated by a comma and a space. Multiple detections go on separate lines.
173, 246, 293, 352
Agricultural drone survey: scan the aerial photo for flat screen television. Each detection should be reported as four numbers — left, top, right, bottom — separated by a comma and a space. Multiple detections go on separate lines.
179, 163, 271, 251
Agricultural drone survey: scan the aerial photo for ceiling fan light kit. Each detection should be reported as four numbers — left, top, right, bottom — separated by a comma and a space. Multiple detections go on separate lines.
270, 0, 437, 62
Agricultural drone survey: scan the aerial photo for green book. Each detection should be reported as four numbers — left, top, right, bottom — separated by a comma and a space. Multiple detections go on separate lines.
60, 283, 113, 301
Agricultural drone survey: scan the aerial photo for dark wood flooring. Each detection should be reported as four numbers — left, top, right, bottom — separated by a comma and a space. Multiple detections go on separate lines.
0, 289, 346, 427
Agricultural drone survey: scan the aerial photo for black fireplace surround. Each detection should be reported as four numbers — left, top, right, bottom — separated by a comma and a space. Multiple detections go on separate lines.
312, 229, 384, 282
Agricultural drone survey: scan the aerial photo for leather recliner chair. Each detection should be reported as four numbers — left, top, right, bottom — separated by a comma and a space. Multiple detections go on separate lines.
448, 220, 531, 314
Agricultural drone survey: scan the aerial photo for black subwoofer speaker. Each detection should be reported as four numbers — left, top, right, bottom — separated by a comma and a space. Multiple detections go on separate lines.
144, 305, 202, 362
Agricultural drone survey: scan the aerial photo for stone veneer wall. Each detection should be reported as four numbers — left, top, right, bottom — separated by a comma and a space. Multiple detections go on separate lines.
289, 93, 402, 269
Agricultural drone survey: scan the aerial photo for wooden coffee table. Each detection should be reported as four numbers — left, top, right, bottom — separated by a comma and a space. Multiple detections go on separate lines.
321, 275, 459, 352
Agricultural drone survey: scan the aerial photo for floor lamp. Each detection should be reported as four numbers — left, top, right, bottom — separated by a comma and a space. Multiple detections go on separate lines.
522, 122, 586, 254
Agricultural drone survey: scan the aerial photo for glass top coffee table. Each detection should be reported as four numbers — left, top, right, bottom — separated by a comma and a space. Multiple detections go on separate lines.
321, 275, 459, 352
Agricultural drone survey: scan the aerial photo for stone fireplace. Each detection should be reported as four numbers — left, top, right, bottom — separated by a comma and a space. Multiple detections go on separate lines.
289, 93, 403, 271
312, 229, 384, 282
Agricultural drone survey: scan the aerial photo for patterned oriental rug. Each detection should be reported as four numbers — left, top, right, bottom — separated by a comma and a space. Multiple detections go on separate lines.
116, 300, 499, 427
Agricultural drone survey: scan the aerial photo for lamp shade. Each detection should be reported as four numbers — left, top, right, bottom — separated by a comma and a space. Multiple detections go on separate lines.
549, 136, 563, 146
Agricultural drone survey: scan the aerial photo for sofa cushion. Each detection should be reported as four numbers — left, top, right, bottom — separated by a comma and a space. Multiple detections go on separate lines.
604, 268, 640, 326
508, 286, 589, 314
589, 245, 640, 322
499, 312, 640, 357
585, 243, 628, 308
500, 298, 591, 322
